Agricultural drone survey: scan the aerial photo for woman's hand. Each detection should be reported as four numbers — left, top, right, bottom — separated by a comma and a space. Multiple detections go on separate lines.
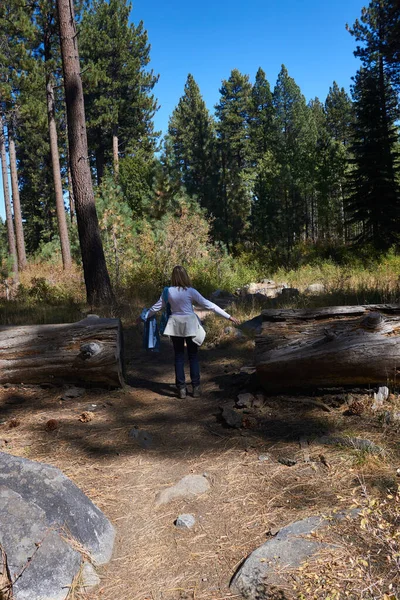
135, 316, 142, 325
229, 316, 240, 326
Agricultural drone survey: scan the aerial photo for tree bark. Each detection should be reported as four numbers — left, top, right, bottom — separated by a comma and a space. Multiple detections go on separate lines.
0, 114, 18, 283
256, 305, 400, 391
112, 129, 119, 178
56, 0, 114, 306
8, 129, 27, 270
46, 75, 72, 269
0, 316, 124, 387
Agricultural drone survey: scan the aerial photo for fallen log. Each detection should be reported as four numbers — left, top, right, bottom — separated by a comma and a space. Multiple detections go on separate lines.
255, 304, 400, 392
0, 316, 124, 387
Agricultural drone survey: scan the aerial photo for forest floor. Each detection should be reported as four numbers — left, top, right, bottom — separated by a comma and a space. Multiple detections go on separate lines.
1, 326, 400, 600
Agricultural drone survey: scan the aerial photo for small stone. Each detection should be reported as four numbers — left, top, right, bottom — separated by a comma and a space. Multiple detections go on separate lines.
278, 457, 297, 467
175, 514, 196, 529
236, 393, 254, 408
129, 428, 153, 449
224, 326, 234, 335
258, 454, 271, 462
220, 407, 242, 428
156, 475, 210, 505
253, 394, 265, 409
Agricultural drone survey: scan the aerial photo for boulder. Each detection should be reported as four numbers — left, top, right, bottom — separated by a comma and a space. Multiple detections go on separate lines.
0, 452, 115, 599
230, 516, 327, 599
305, 283, 325, 294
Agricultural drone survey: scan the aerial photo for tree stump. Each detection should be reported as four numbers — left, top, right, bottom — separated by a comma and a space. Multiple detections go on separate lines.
0, 316, 124, 387
255, 304, 400, 391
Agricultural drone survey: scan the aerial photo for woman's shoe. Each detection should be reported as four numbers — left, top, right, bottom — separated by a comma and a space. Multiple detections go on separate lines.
178, 387, 187, 399
192, 386, 201, 398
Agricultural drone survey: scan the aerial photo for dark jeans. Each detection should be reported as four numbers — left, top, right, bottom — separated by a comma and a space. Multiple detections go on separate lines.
171, 336, 200, 388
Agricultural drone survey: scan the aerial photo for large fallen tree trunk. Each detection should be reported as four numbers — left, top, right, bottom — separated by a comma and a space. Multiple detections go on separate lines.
0, 316, 124, 387
255, 304, 400, 392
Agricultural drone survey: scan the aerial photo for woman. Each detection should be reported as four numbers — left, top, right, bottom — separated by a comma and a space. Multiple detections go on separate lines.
143, 265, 239, 399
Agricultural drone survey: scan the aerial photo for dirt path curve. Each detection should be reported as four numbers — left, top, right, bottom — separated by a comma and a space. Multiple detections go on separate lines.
0, 332, 348, 600
79, 336, 340, 600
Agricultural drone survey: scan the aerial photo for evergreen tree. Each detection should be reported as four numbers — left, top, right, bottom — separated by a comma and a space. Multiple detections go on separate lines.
324, 82, 353, 241
384, 0, 400, 90
57, 0, 115, 305
249, 67, 275, 158
347, 1, 400, 248
79, 0, 159, 183
215, 69, 253, 248
165, 74, 218, 216
272, 65, 314, 255
248, 68, 279, 247
347, 66, 400, 248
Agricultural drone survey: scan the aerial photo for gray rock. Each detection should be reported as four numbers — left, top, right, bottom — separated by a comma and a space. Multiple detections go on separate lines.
0, 452, 115, 565
258, 454, 272, 462
230, 516, 326, 599
156, 474, 210, 505
305, 283, 325, 294
81, 562, 101, 589
129, 427, 153, 449
253, 394, 265, 409
236, 393, 255, 408
175, 514, 196, 529
221, 407, 243, 428
12, 530, 81, 600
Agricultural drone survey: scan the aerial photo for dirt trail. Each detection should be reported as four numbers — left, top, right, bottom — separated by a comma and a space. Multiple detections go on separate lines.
0, 333, 396, 600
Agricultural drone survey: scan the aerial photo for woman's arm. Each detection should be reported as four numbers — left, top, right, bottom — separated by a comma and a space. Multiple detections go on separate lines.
147, 294, 164, 319
190, 289, 239, 324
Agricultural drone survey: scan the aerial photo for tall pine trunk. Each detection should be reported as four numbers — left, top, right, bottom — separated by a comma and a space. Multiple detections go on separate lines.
46, 74, 72, 269
8, 125, 27, 270
112, 127, 119, 178
56, 0, 114, 306
0, 114, 18, 283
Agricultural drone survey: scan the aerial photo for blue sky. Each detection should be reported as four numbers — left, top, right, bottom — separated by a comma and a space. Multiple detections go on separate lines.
1, 0, 365, 220
134, 0, 365, 136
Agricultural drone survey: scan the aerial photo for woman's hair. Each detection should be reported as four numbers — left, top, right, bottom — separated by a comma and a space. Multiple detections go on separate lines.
171, 265, 192, 289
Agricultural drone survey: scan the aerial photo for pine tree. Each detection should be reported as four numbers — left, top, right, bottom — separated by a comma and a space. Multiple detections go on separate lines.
165, 74, 218, 216
272, 65, 314, 255
324, 82, 353, 241
248, 68, 279, 247
215, 69, 253, 248
384, 0, 400, 90
0, 0, 31, 269
347, 66, 400, 248
79, 0, 159, 183
57, 0, 115, 305
347, 1, 400, 248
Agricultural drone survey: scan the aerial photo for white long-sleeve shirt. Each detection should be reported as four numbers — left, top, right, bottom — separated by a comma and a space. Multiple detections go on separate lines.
147, 287, 231, 320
